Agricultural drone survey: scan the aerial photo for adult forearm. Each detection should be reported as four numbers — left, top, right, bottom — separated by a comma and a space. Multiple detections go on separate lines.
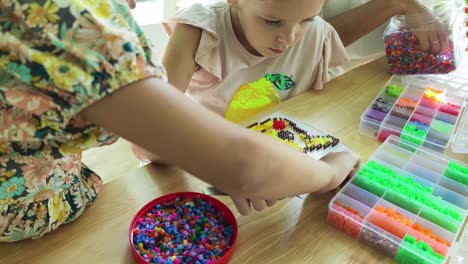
327, 0, 406, 46
81, 77, 341, 199
81, 78, 250, 191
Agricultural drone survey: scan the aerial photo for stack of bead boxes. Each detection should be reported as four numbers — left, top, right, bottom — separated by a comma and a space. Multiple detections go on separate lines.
328, 136, 468, 264
360, 75, 467, 153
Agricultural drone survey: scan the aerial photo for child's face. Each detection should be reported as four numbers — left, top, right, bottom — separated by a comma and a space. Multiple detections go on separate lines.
230, 0, 325, 57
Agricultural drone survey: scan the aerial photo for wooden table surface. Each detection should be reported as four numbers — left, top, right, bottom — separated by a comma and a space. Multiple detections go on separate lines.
1, 58, 467, 264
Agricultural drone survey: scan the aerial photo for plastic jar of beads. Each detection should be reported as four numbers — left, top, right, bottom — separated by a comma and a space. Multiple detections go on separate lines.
384, 0, 466, 75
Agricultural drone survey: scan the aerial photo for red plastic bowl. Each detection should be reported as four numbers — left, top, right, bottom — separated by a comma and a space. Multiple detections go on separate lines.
129, 192, 238, 264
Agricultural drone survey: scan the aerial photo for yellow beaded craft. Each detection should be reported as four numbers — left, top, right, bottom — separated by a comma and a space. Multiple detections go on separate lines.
247, 117, 340, 153
225, 77, 282, 123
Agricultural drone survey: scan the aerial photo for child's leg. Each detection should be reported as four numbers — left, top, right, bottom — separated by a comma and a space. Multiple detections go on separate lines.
131, 144, 168, 165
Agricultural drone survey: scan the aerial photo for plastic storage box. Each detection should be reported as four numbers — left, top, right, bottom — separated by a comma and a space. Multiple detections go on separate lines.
384, 0, 467, 75
328, 136, 468, 264
360, 74, 468, 153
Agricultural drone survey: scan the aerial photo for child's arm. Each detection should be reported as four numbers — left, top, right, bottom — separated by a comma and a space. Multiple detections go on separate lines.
325, 0, 406, 46
81, 77, 360, 200
162, 23, 202, 92
326, 0, 451, 50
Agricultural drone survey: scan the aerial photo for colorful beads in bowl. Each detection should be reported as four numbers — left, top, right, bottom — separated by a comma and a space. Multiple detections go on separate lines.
129, 192, 238, 264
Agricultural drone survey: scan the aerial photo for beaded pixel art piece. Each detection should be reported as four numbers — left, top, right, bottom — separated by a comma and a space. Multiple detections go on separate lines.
225, 73, 295, 123
246, 112, 350, 160
204, 113, 353, 198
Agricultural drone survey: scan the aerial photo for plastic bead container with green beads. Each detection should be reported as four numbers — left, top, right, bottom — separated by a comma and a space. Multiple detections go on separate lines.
360, 74, 468, 153
328, 136, 468, 264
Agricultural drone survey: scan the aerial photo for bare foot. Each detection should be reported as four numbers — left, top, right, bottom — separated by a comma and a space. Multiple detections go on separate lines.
131, 144, 169, 165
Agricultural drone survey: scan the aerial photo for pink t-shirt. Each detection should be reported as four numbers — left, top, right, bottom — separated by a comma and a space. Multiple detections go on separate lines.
163, 2, 349, 120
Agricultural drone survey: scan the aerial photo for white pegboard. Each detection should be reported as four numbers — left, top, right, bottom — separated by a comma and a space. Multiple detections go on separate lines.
248, 112, 353, 160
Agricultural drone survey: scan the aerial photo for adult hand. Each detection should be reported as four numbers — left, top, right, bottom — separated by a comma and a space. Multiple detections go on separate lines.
404, 0, 451, 53
229, 195, 277, 216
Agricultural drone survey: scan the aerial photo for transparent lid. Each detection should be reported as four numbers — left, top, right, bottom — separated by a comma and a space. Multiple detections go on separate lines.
386, 0, 463, 31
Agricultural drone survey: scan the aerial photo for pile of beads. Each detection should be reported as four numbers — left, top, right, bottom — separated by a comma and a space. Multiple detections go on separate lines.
444, 161, 468, 185
385, 84, 405, 98
401, 123, 428, 146
384, 30, 456, 74
396, 235, 445, 264
328, 201, 364, 239
248, 117, 340, 153
354, 161, 463, 232
132, 196, 235, 264
368, 205, 451, 258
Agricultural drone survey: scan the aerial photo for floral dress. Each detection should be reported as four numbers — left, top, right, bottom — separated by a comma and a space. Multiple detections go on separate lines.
0, 0, 165, 242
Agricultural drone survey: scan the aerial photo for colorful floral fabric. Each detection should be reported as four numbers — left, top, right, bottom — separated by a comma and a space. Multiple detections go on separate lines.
0, 0, 165, 241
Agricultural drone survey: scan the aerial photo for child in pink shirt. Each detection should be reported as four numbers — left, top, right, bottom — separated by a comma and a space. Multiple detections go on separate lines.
133, 0, 349, 157
161, 0, 349, 120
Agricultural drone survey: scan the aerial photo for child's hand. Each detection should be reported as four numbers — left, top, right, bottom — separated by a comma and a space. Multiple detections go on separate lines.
229, 195, 277, 216
319, 151, 361, 193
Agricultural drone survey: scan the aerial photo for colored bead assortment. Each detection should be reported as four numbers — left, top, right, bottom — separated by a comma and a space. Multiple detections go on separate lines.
248, 117, 339, 153
385, 84, 405, 98
385, 30, 457, 74
353, 160, 463, 232
132, 197, 234, 264
331, 202, 453, 259
401, 123, 428, 146
330, 131, 468, 263
371, 205, 452, 256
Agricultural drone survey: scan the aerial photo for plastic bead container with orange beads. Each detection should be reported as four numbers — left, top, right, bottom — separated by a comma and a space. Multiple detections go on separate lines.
328, 136, 468, 264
